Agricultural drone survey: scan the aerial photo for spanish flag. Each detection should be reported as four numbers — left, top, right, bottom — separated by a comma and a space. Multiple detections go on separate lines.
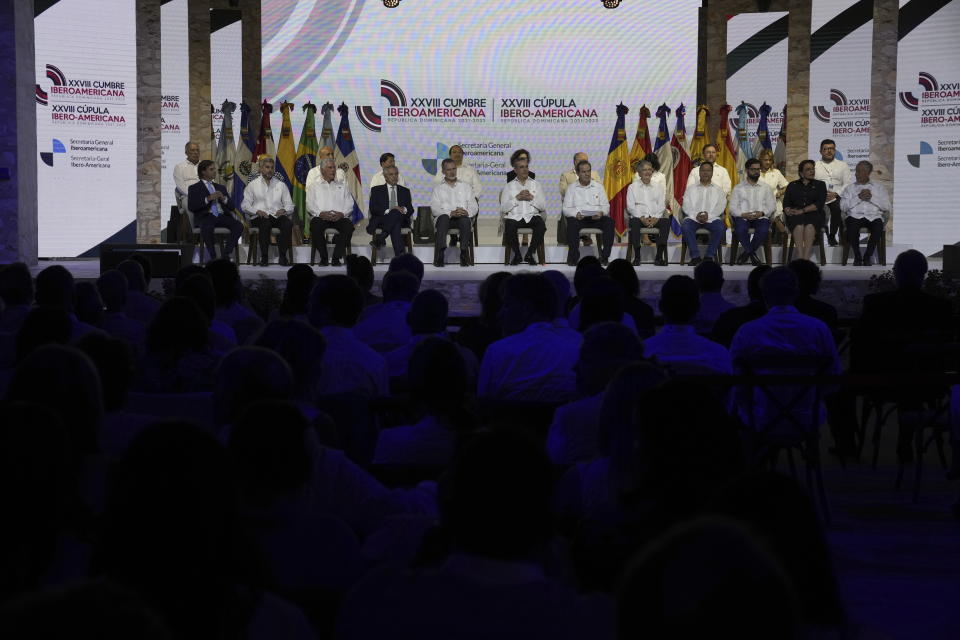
604, 103, 632, 239
293, 102, 319, 235
275, 101, 297, 197
629, 105, 652, 170
253, 100, 275, 162
688, 105, 710, 165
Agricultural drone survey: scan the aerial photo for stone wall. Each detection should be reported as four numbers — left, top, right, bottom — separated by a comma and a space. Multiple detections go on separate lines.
137, 0, 162, 243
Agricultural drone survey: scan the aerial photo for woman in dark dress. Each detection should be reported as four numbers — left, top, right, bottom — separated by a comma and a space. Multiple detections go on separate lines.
782, 159, 827, 261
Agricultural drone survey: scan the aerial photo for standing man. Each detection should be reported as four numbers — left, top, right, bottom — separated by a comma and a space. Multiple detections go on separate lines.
680, 162, 727, 267
840, 160, 890, 266
307, 157, 356, 267
304, 145, 346, 189
814, 139, 852, 246
368, 152, 407, 188
241, 156, 294, 266
432, 144, 482, 198
562, 159, 613, 266
500, 154, 546, 266
367, 164, 414, 256
173, 140, 201, 199
187, 159, 243, 262
626, 160, 670, 266
729, 158, 775, 265
686, 144, 732, 196
430, 158, 478, 267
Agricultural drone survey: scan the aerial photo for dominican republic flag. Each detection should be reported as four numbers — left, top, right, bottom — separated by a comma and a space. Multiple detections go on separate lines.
335, 102, 364, 224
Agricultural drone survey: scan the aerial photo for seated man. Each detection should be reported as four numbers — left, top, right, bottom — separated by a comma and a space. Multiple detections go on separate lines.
562, 159, 614, 266
307, 157, 357, 267
626, 159, 671, 266
680, 162, 727, 267
840, 160, 890, 266
430, 158, 478, 267
692, 260, 733, 336
729, 157, 775, 265
241, 156, 294, 266
367, 164, 413, 256
500, 154, 547, 266
187, 159, 243, 262
712, 265, 771, 347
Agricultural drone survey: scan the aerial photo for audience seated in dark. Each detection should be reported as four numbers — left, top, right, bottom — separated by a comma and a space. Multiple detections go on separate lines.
354, 270, 420, 353
128, 253, 154, 290
547, 322, 644, 466
644, 275, 731, 374
478, 272, 582, 402
176, 272, 237, 352
136, 296, 219, 393
206, 258, 263, 342
387, 252, 425, 284
115, 259, 160, 325
577, 276, 631, 333
617, 517, 800, 639
338, 429, 612, 640
278, 263, 317, 320
214, 346, 293, 428
346, 254, 380, 308
788, 259, 839, 339
692, 259, 733, 335
711, 264, 771, 347
605, 259, 655, 339
307, 274, 388, 397
454, 270, 511, 361
566, 255, 602, 313
13, 307, 70, 365
95, 269, 146, 350
253, 319, 327, 416
541, 269, 572, 327
34, 265, 98, 342
0, 262, 33, 334
74, 282, 105, 329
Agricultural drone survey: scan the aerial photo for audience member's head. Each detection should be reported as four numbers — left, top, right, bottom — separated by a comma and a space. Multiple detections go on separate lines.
746, 264, 773, 302
116, 260, 147, 294
499, 273, 558, 335
345, 254, 375, 293
34, 265, 75, 312
606, 259, 640, 298
618, 517, 799, 639
381, 269, 420, 303
440, 429, 554, 560
6, 345, 103, 455
307, 274, 364, 328
541, 270, 571, 317
787, 259, 821, 297
146, 297, 208, 357
205, 258, 242, 308
74, 282, 105, 327
280, 264, 316, 317
478, 271, 512, 326
213, 346, 293, 426
76, 333, 135, 412
658, 275, 700, 324
15, 307, 71, 362
573, 258, 604, 298
388, 252, 425, 283
694, 259, 725, 293
576, 322, 644, 396
253, 319, 325, 402
0, 262, 33, 307
175, 273, 217, 326
173, 264, 207, 292
409, 336, 472, 424
96, 269, 129, 313
579, 276, 625, 332
893, 248, 927, 289
598, 361, 668, 459
129, 253, 153, 288
407, 289, 449, 335
760, 266, 800, 308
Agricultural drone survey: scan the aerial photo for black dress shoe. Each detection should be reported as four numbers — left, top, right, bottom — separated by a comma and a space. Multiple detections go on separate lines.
600, 258, 609, 267
331, 258, 342, 267
566, 259, 578, 267
259, 258, 269, 267
827, 235, 838, 247
460, 254, 471, 267
655, 257, 668, 266
749, 253, 762, 266
632, 257, 642, 267
852, 257, 863, 266
433, 260, 445, 268
525, 253, 538, 266
278, 256, 289, 266
689, 257, 702, 267
509, 254, 522, 266
862, 254, 874, 266
318, 258, 329, 267
736, 252, 751, 265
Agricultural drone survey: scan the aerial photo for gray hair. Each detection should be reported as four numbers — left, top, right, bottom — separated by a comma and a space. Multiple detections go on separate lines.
258, 156, 275, 167
319, 157, 336, 169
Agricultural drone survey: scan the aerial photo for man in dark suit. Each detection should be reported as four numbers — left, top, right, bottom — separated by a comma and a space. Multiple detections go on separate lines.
367, 164, 413, 256
187, 159, 243, 262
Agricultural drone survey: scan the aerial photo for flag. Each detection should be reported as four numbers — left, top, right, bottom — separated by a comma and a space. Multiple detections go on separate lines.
773, 104, 787, 174
629, 104, 652, 169
604, 103, 632, 239
210, 103, 216, 160
293, 102, 319, 234
715, 103, 738, 189
654, 104, 677, 232
320, 102, 335, 149
334, 102, 364, 224
233, 102, 257, 214
669, 103, 692, 235
275, 100, 297, 197
735, 102, 752, 183
753, 102, 773, 156
688, 104, 710, 165
253, 100, 275, 162
214, 100, 237, 194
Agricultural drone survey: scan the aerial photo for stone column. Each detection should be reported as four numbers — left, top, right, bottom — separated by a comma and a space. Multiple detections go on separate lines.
0, 1, 38, 264
785, 3, 812, 173
870, 0, 898, 235
137, 0, 162, 243
241, 1, 262, 133
188, 0, 212, 161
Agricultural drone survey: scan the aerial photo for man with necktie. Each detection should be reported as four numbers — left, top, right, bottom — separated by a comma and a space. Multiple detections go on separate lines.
187, 159, 243, 262
367, 164, 414, 256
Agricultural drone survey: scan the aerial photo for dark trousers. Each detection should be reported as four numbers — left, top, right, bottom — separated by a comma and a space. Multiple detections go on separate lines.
367, 210, 410, 255
434, 214, 472, 263
254, 214, 293, 262
681, 218, 725, 259
844, 217, 884, 260
628, 217, 671, 250
199, 214, 243, 261
504, 217, 546, 259
825, 199, 842, 239
732, 217, 771, 255
565, 216, 614, 263
310, 217, 354, 260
